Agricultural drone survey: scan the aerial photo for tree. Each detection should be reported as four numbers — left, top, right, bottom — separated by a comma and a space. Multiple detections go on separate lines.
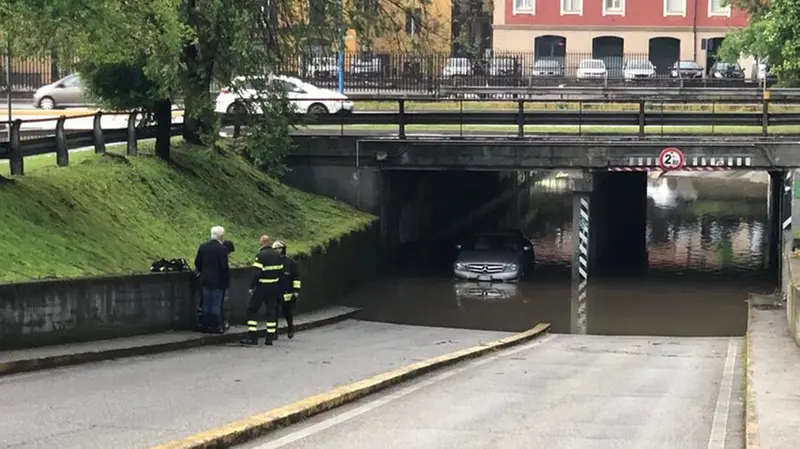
719, 0, 800, 86
1, 0, 421, 166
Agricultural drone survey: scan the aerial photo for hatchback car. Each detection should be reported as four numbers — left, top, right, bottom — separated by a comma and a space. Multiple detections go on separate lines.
452, 230, 535, 282
33, 73, 88, 109
623, 60, 656, 81
576, 59, 607, 79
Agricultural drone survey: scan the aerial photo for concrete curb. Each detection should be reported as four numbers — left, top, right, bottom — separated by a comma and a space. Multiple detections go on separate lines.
745, 305, 760, 449
149, 322, 551, 449
0, 308, 360, 377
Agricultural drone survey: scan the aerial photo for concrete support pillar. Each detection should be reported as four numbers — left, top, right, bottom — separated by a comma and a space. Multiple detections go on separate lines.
589, 171, 648, 276
767, 170, 782, 276
571, 171, 592, 335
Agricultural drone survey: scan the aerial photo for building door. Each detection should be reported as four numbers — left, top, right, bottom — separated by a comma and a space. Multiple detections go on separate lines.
648, 37, 680, 76
592, 36, 624, 78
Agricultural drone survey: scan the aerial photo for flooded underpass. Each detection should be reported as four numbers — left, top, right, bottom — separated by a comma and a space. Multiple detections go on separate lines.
342, 170, 776, 337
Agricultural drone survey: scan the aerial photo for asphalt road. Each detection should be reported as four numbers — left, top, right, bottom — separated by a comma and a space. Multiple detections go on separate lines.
0, 320, 512, 449
238, 334, 744, 449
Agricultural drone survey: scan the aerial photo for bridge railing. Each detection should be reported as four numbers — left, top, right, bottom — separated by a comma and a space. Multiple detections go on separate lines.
2, 97, 800, 176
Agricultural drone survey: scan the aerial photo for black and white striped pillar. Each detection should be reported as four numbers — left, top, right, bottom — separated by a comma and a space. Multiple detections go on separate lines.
571, 171, 592, 334
781, 170, 794, 300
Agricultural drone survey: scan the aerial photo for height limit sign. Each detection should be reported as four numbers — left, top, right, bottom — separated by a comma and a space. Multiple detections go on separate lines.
658, 147, 685, 171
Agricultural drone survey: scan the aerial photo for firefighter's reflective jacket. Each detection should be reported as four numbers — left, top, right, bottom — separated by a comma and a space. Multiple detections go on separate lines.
250, 247, 284, 291
278, 256, 301, 302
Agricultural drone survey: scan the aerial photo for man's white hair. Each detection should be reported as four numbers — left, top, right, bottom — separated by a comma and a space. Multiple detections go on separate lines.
210, 225, 225, 240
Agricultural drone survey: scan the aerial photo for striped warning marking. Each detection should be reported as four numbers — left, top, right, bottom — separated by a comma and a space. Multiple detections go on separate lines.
608, 156, 753, 172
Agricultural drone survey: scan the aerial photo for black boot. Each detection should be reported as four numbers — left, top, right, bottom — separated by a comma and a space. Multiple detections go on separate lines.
264, 337, 273, 346
287, 325, 295, 339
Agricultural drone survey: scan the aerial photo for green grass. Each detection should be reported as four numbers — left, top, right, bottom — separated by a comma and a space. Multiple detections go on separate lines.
303, 124, 800, 134
356, 100, 800, 113
0, 139, 375, 283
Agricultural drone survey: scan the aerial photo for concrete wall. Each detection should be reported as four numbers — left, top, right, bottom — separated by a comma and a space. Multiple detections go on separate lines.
785, 258, 800, 347
0, 224, 382, 350
281, 166, 381, 215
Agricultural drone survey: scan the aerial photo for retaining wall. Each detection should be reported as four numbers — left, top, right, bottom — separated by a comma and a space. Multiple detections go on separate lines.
786, 257, 800, 347
0, 223, 382, 350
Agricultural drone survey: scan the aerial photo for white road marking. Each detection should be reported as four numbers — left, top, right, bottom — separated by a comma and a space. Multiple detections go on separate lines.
707, 338, 739, 449
250, 334, 557, 449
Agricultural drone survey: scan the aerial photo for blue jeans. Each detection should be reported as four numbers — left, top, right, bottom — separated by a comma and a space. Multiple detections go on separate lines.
201, 287, 224, 330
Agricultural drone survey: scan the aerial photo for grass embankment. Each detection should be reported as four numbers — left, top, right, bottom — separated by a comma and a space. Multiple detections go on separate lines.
0, 140, 375, 283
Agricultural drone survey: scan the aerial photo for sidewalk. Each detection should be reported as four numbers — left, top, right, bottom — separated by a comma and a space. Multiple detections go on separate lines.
0, 305, 359, 377
747, 297, 800, 449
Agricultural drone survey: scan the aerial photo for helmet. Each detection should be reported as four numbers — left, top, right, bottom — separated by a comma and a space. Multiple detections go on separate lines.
272, 240, 287, 255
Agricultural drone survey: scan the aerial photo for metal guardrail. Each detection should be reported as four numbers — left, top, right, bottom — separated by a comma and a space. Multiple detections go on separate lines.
3, 98, 800, 176
437, 86, 800, 100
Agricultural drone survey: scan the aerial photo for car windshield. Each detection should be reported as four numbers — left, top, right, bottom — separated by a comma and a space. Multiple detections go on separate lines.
627, 60, 652, 69
678, 61, 700, 69
464, 235, 519, 252
580, 60, 604, 69
534, 60, 560, 68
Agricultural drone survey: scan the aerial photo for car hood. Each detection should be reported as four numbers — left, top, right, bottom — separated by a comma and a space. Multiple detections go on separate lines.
626, 68, 653, 74
456, 250, 518, 264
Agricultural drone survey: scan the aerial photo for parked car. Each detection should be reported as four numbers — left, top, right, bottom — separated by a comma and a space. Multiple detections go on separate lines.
33, 73, 88, 109
306, 56, 339, 79
442, 57, 473, 78
751, 60, 777, 84
576, 59, 607, 79
452, 229, 535, 282
348, 56, 382, 77
488, 56, 520, 77
623, 59, 656, 81
710, 62, 745, 79
531, 59, 564, 78
670, 60, 704, 79
214, 75, 354, 116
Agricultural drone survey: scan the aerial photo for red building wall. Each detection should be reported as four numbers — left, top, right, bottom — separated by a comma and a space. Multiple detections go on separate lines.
504, 0, 748, 28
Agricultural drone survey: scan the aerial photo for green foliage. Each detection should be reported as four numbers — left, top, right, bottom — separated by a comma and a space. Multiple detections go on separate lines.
720, 0, 800, 86
0, 139, 375, 283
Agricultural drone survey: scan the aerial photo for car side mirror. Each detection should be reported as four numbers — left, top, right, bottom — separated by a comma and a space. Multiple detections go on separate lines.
56, 83, 65, 88
523, 246, 532, 251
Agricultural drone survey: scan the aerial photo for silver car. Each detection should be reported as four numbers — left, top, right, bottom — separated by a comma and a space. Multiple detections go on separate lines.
33, 73, 88, 109
452, 231, 535, 282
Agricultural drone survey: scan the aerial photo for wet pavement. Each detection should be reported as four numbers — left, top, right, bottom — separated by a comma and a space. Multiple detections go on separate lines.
238, 334, 744, 449
344, 172, 774, 338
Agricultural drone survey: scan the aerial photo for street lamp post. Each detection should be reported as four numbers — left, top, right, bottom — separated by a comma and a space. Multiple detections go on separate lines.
336, 0, 344, 94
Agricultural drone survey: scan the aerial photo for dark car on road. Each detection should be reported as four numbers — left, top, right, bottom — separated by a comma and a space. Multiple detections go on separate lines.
709, 62, 745, 79
670, 60, 704, 79
452, 229, 535, 282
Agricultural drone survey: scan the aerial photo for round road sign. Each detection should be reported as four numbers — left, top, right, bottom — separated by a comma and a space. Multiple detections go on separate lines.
658, 147, 685, 171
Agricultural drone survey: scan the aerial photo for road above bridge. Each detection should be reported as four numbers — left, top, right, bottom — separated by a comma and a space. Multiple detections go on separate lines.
239, 334, 744, 449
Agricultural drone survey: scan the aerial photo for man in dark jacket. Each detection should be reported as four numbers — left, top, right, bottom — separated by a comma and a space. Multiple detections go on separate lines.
271, 240, 301, 339
194, 225, 230, 333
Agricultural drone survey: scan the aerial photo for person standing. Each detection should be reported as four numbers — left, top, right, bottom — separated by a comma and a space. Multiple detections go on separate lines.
193, 226, 230, 333
241, 235, 284, 346
271, 240, 301, 339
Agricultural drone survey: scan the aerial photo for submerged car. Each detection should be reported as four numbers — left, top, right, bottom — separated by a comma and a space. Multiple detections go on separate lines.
452, 230, 535, 282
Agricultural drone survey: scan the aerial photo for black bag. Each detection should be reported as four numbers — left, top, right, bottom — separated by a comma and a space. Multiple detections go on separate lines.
150, 258, 191, 273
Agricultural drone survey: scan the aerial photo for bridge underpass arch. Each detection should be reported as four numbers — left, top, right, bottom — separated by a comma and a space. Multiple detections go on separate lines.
648, 37, 680, 76
591, 36, 624, 78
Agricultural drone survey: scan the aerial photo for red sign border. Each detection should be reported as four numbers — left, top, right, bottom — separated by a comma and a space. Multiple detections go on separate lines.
658, 147, 685, 171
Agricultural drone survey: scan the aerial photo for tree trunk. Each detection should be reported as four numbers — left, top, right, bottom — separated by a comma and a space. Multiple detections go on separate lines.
154, 99, 172, 160
181, 0, 217, 145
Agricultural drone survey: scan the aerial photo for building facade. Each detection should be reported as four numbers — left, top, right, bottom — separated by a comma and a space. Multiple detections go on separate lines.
493, 0, 751, 72
345, 0, 453, 54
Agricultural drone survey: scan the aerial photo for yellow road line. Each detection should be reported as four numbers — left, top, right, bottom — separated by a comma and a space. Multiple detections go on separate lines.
148, 322, 551, 449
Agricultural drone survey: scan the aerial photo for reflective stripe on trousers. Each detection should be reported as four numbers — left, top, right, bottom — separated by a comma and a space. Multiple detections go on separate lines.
265, 321, 277, 334
293, 280, 302, 289
258, 278, 278, 284
247, 320, 258, 332
283, 293, 294, 301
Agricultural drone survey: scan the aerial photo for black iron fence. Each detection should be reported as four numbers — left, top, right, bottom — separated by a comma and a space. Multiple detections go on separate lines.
0, 51, 776, 96
3, 98, 800, 175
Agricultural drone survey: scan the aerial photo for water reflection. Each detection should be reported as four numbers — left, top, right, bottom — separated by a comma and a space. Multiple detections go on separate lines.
344, 172, 773, 337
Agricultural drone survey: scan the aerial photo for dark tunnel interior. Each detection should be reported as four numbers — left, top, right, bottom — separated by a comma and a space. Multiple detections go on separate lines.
340, 169, 779, 338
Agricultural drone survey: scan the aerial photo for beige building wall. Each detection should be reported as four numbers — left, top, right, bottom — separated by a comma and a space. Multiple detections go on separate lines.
493, 27, 754, 72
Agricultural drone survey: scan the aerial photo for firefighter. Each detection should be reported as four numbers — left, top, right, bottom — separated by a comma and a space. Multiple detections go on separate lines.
271, 240, 301, 339
240, 235, 284, 346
